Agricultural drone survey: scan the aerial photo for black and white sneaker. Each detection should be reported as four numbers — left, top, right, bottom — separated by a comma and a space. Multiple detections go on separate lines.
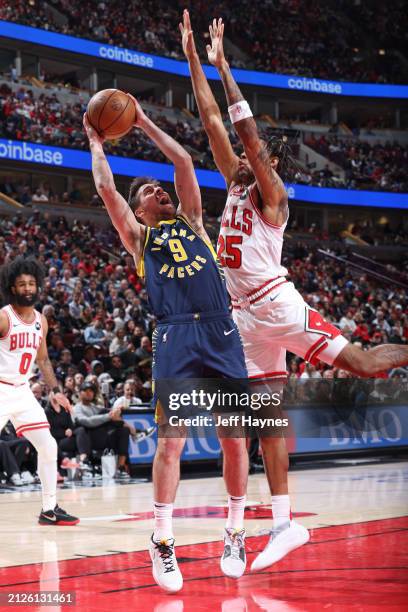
38, 505, 79, 526
133, 426, 156, 442
115, 466, 131, 480
220, 527, 246, 578
149, 535, 183, 592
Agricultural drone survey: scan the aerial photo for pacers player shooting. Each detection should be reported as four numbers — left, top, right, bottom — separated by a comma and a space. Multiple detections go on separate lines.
0, 257, 78, 525
83, 97, 248, 593
180, 10, 408, 571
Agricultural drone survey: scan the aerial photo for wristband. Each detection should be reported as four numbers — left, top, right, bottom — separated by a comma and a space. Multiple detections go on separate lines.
52, 386, 59, 394
228, 100, 253, 124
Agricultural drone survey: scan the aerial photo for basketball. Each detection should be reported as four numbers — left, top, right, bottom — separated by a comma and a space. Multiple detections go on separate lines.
86, 89, 136, 140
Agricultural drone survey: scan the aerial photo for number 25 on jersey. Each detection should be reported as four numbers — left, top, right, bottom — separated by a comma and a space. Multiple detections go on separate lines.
217, 236, 242, 269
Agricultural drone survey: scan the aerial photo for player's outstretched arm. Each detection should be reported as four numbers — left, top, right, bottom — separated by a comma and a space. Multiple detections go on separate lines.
209, 19, 287, 223
83, 114, 145, 260
180, 10, 239, 187
36, 316, 72, 413
128, 95, 202, 227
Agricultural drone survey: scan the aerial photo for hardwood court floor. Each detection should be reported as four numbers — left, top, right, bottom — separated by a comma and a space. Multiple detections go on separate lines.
0, 461, 407, 611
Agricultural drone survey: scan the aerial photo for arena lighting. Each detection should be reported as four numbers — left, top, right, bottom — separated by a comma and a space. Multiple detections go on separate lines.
379, 49, 386, 55
1, 21, 408, 99
0, 138, 407, 210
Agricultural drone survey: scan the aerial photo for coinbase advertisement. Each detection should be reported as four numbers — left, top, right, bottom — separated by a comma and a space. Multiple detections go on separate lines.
1, 138, 407, 209
1, 20, 408, 99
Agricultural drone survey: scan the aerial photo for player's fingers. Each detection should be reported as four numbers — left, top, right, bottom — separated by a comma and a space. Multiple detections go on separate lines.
209, 24, 213, 38
206, 44, 211, 55
179, 23, 183, 34
127, 93, 139, 115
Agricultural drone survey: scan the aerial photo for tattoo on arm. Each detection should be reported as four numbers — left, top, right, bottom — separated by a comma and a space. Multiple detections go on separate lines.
278, 197, 289, 220
257, 146, 278, 185
372, 344, 408, 369
219, 63, 244, 106
37, 357, 58, 389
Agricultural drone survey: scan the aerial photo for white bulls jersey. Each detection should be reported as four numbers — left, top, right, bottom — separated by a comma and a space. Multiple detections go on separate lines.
218, 182, 288, 300
0, 305, 43, 385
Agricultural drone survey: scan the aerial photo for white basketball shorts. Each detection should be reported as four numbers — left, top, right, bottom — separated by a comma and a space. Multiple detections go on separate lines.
233, 281, 348, 380
0, 381, 50, 437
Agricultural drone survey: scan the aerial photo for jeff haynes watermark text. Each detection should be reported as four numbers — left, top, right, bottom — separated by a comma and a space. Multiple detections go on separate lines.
168, 414, 289, 427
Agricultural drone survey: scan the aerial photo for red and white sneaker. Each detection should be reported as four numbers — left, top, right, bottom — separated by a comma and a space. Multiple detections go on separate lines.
60, 457, 79, 470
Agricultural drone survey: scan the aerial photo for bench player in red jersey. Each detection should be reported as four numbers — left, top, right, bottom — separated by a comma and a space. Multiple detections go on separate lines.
0, 257, 79, 525
180, 11, 408, 572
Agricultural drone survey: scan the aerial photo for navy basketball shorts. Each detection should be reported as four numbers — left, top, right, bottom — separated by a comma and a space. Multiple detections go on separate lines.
151, 310, 248, 423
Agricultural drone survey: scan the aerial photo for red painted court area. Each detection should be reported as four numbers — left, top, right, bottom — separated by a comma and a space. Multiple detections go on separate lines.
0, 517, 407, 611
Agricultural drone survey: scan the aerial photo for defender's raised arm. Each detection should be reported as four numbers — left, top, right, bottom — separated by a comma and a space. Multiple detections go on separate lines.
207, 19, 288, 226
180, 10, 239, 187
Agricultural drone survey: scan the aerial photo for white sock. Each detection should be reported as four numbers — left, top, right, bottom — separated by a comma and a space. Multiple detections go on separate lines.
23, 428, 57, 512
271, 494, 291, 529
153, 502, 174, 540
226, 495, 246, 531
38, 460, 57, 511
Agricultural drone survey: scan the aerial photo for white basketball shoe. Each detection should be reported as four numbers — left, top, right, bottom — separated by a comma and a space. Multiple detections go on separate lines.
149, 535, 183, 593
220, 527, 247, 578
251, 521, 310, 571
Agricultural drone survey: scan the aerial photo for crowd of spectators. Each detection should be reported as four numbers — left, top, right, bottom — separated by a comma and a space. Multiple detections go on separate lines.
305, 135, 408, 192
0, 208, 406, 382
0, 81, 215, 169
1, 0, 407, 83
0, 207, 407, 485
1, 81, 407, 194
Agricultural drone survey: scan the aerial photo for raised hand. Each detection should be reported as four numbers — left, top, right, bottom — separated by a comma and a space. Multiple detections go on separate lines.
83, 113, 105, 145
206, 18, 226, 68
179, 9, 197, 59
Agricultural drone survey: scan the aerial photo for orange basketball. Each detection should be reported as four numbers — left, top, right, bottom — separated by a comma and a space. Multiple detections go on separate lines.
87, 89, 136, 140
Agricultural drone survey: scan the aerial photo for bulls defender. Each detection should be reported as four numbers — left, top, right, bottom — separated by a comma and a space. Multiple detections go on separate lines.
181, 11, 408, 572
0, 257, 78, 526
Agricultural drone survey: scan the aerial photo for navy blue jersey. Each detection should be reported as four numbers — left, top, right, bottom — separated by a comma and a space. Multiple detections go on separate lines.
137, 215, 230, 319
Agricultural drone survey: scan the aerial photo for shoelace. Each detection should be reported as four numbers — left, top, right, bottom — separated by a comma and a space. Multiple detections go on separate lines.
155, 540, 176, 573
227, 531, 245, 561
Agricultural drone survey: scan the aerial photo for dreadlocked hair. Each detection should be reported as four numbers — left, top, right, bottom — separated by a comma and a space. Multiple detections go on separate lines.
0, 256, 44, 305
266, 135, 302, 182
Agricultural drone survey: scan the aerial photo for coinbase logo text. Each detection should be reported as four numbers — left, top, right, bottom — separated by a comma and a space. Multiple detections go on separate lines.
288, 77, 342, 94
99, 45, 154, 68
0, 140, 63, 165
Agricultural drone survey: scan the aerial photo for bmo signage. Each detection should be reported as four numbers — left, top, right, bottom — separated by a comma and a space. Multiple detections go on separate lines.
124, 405, 408, 464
